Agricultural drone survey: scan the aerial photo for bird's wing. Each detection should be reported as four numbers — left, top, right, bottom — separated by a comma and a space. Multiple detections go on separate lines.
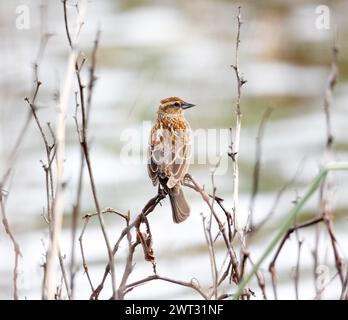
147, 148, 158, 186
147, 126, 160, 186
148, 125, 191, 189
167, 127, 191, 189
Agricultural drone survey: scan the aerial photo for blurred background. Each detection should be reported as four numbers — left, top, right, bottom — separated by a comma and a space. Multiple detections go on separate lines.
0, 0, 348, 299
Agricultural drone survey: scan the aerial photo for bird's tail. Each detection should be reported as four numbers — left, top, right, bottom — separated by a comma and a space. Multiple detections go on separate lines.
168, 186, 190, 223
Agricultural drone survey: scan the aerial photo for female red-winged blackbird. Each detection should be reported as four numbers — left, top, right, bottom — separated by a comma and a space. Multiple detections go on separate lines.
147, 97, 195, 223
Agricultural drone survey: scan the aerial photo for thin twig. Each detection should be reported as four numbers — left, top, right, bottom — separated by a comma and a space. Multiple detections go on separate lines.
64, 4, 118, 296
0, 197, 22, 300
202, 215, 218, 299
26, 94, 73, 300
90, 189, 166, 300
78, 216, 95, 293
314, 44, 344, 297
293, 231, 303, 300
323, 211, 345, 284
117, 215, 139, 299
81, 139, 117, 298
185, 174, 240, 284
229, 6, 247, 239
340, 269, 348, 300
83, 208, 128, 220
0, 10, 50, 299
124, 275, 208, 300
70, 96, 84, 297
269, 217, 324, 273
249, 108, 273, 229
58, 251, 71, 299
62, 0, 118, 299
204, 159, 222, 299
250, 159, 305, 235
63, 0, 73, 48
86, 28, 101, 118
323, 45, 338, 149
268, 216, 324, 299
44, 0, 86, 299
247, 255, 267, 299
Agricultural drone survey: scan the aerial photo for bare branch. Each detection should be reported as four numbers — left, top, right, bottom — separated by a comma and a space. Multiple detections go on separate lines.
323, 46, 338, 148
269, 216, 324, 300
125, 275, 209, 300
0, 197, 22, 300
229, 6, 247, 240
90, 189, 166, 300
185, 174, 240, 284
78, 216, 95, 293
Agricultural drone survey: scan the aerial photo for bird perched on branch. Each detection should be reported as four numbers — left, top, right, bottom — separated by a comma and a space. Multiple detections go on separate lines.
147, 97, 195, 223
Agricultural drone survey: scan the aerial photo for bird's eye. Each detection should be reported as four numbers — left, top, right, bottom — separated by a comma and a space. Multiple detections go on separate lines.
174, 102, 180, 107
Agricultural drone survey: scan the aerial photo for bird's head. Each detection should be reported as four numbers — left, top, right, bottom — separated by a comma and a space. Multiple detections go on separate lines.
158, 97, 195, 114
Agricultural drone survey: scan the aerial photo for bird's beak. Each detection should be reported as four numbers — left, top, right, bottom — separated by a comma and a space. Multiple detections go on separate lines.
182, 101, 196, 110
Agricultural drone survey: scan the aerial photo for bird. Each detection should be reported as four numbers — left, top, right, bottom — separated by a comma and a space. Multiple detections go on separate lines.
147, 97, 195, 223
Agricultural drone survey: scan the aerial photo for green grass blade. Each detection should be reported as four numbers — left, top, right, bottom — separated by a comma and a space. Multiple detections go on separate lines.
233, 162, 348, 299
